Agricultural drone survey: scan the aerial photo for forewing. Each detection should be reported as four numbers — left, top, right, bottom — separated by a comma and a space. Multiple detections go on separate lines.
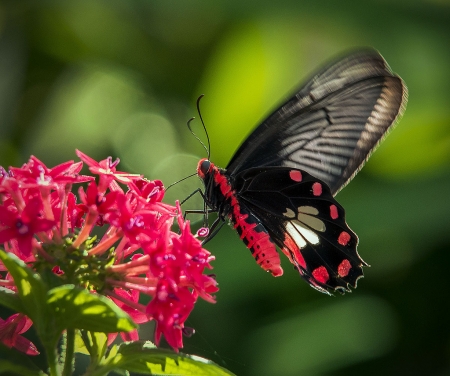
234, 167, 367, 292
227, 49, 407, 195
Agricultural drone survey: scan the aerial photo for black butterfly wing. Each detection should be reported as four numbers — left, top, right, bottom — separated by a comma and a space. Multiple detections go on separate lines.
226, 49, 407, 196
233, 167, 366, 292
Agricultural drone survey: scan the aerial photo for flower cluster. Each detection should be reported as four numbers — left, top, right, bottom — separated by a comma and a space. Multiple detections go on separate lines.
0, 150, 217, 352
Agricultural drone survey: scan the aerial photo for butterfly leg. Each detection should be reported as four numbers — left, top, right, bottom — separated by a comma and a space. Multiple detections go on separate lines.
183, 208, 214, 225
181, 208, 223, 244
180, 188, 212, 227
180, 188, 207, 205
201, 218, 226, 245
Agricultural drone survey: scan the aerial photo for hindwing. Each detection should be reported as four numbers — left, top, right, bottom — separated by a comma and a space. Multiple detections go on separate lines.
232, 167, 367, 292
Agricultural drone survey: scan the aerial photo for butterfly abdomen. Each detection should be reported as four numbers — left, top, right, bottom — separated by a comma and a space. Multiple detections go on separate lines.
198, 158, 283, 277
229, 201, 282, 277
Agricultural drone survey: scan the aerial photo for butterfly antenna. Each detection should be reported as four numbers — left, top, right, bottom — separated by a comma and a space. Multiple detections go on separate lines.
196, 94, 211, 159
167, 96, 210, 192
187, 116, 209, 158
165, 172, 197, 192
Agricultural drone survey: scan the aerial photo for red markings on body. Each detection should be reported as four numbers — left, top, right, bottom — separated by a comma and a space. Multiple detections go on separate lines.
217, 170, 282, 277
338, 231, 351, 246
289, 170, 302, 182
312, 266, 329, 284
312, 182, 322, 196
330, 204, 339, 219
214, 173, 232, 199
250, 230, 283, 277
338, 259, 352, 277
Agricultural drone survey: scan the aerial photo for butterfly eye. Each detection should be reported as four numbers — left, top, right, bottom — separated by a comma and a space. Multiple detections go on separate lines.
200, 160, 211, 175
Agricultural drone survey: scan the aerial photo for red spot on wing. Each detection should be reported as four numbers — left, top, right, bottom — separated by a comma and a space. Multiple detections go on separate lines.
312, 266, 329, 284
330, 204, 339, 219
289, 170, 302, 182
338, 259, 352, 277
312, 182, 322, 196
338, 231, 351, 246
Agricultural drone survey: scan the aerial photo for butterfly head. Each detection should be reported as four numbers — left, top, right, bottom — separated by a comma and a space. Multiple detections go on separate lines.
197, 158, 213, 179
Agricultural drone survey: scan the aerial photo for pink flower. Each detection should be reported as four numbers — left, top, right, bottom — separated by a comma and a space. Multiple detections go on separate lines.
129, 178, 165, 204
0, 314, 39, 355
146, 280, 197, 351
173, 217, 217, 302
106, 193, 155, 245
66, 192, 86, 230
78, 181, 118, 226
0, 151, 218, 352
9, 156, 89, 189
0, 196, 55, 257
107, 288, 149, 345
76, 149, 141, 192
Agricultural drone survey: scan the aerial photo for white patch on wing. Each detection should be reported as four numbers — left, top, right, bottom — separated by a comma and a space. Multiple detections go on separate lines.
285, 222, 307, 248
297, 213, 325, 232
298, 206, 319, 215
283, 208, 295, 218
291, 220, 320, 245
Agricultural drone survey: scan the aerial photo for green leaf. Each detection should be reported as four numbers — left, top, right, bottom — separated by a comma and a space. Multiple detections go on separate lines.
0, 344, 46, 376
75, 331, 108, 357
74, 330, 89, 355
0, 360, 46, 376
0, 250, 48, 330
47, 285, 137, 333
0, 286, 25, 313
0, 251, 62, 372
94, 341, 235, 376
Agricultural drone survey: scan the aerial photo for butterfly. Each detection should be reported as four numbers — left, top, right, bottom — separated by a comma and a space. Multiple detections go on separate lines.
196, 49, 407, 294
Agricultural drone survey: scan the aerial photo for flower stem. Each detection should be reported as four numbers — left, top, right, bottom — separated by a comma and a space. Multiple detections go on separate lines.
62, 329, 75, 376
46, 346, 59, 376
108, 254, 150, 273
88, 231, 121, 256
106, 278, 156, 295
60, 184, 71, 237
73, 208, 98, 248
105, 289, 147, 312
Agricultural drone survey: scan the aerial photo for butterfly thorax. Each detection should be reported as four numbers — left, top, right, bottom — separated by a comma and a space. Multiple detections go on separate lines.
197, 158, 230, 216
197, 158, 283, 276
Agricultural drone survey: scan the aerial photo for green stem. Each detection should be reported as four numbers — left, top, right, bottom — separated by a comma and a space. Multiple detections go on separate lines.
81, 331, 101, 376
46, 345, 59, 376
62, 329, 75, 376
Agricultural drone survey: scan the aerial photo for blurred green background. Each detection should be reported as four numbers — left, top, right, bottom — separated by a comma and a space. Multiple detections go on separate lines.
0, 0, 449, 375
